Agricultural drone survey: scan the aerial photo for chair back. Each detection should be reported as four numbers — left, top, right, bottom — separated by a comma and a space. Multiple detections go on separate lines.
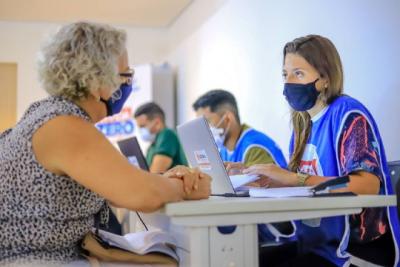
388, 160, 400, 219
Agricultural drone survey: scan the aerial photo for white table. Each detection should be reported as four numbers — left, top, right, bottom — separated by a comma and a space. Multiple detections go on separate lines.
139, 195, 396, 267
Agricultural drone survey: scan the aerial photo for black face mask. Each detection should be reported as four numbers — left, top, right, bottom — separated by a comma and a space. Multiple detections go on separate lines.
283, 78, 320, 111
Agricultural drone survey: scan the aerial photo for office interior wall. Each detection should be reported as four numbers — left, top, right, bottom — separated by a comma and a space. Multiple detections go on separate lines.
1, 0, 400, 160
0, 21, 168, 120
166, 0, 400, 160
0, 63, 17, 131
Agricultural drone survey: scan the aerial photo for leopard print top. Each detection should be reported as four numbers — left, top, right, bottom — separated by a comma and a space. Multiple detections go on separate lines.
0, 96, 107, 264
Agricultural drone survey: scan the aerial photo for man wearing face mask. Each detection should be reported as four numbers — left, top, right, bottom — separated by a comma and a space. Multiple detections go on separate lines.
134, 102, 188, 173
193, 89, 287, 179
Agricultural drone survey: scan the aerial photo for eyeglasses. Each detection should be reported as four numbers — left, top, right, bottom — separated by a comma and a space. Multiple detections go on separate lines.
119, 68, 135, 85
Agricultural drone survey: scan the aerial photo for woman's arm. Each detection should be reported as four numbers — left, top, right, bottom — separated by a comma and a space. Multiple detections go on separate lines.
243, 164, 380, 194
243, 113, 383, 195
32, 115, 210, 212
303, 170, 379, 194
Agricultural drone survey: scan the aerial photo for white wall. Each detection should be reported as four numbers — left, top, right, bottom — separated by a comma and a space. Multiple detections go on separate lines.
0, 21, 167, 119
2, 0, 400, 160
167, 0, 400, 161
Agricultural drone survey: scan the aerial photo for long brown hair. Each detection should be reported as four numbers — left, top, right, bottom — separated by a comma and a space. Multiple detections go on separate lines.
284, 35, 344, 171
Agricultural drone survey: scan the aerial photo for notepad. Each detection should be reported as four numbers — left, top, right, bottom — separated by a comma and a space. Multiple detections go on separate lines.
96, 229, 179, 261
249, 186, 314, 198
229, 174, 259, 189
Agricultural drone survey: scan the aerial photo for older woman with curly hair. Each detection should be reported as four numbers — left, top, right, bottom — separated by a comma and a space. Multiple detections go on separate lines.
0, 21, 211, 265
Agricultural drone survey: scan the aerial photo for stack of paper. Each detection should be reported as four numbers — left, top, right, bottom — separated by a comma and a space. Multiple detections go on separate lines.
249, 186, 313, 198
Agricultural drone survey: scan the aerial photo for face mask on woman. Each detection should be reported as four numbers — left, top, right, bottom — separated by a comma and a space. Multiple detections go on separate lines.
101, 83, 132, 116
283, 78, 320, 111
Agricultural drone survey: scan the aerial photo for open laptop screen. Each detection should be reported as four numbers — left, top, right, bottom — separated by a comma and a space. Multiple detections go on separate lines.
117, 136, 149, 171
177, 117, 237, 195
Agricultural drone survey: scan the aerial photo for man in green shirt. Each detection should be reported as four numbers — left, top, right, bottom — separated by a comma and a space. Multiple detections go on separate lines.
134, 102, 187, 173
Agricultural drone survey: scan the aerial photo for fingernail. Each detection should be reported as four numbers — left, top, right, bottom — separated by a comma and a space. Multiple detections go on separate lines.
194, 184, 198, 190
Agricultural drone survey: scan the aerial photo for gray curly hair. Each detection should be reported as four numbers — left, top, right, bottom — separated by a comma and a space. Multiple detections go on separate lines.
38, 21, 127, 101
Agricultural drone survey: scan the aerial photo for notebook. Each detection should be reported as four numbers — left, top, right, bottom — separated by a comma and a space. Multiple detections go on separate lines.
96, 228, 179, 261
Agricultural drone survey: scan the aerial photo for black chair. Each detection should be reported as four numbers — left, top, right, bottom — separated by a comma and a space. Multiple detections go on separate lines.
349, 160, 400, 267
388, 160, 400, 219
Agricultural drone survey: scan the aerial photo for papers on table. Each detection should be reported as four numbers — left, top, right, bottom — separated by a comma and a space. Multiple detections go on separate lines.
249, 186, 313, 198
248, 176, 354, 198
229, 174, 259, 189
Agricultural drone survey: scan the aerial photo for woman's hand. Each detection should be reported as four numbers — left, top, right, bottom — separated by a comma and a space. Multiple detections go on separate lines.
224, 161, 245, 175
243, 164, 298, 187
163, 166, 211, 198
184, 172, 212, 200
246, 176, 271, 188
163, 165, 199, 194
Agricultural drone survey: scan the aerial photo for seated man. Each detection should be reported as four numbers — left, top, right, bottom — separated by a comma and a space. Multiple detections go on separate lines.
193, 89, 287, 175
134, 102, 188, 173
193, 89, 291, 242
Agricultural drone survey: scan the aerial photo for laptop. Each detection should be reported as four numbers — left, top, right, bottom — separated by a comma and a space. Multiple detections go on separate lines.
177, 117, 258, 196
117, 136, 162, 230
117, 136, 149, 171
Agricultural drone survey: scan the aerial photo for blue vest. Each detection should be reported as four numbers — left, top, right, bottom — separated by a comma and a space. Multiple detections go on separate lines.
220, 126, 287, 168
289, 95, 400, 266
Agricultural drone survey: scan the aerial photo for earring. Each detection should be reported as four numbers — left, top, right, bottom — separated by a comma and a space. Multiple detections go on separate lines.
93, 95, 100, 102
92, 91, 101, 101
93, 94, 100, 101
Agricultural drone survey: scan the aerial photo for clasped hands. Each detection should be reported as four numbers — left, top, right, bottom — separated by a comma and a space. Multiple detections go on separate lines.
163, 165, 212, 199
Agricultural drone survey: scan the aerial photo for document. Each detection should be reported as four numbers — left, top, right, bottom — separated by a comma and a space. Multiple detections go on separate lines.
96, 229, 179, 261
229, 174, 259, 189
249, 186, 313, 198
248, 176, 355, 198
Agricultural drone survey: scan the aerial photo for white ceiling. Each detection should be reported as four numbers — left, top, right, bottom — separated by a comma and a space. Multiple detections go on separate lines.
0, 0, 192, 27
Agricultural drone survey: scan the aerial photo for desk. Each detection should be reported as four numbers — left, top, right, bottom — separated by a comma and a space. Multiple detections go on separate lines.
139, 195, 396, 267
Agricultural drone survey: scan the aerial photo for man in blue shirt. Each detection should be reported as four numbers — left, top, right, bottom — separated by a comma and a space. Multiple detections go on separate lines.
192, 89, 287, 176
